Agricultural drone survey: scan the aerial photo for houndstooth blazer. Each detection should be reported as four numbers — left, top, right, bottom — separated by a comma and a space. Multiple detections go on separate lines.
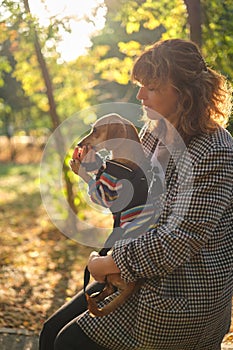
77, 126, 233, 350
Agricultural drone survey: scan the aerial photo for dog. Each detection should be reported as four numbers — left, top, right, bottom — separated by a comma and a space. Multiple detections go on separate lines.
73, 114, 154, 317
77, 113, 146, 170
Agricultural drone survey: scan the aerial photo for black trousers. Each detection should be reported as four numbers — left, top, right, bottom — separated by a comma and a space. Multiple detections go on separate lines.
54, 322, 107, 350
39, 281, 108, 350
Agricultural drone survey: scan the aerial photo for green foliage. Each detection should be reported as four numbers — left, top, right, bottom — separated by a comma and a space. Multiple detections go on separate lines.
0, 0, 98, 135
117, 0, 188, 38
0, 0, 232, 133
87, 0, 188, 104
200, 0, 233, 134
202, 0, 233, 78
88, 0, 233, 131
52, 56, 99, 120
0, 56, 12, 87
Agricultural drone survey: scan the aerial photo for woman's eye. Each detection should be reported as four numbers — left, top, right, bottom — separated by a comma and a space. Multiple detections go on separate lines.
148, 85, 156, 91
147, 84, 154, 90
148, 85, 160, 92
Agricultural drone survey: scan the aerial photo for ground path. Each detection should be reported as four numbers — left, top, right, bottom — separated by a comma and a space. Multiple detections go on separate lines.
0, 328, 38, 350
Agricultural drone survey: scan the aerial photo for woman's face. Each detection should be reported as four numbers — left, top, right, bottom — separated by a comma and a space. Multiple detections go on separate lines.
136, 81, 179, 126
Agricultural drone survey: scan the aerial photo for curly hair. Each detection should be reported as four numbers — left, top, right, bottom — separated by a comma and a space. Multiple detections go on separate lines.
131, 39, 232, 143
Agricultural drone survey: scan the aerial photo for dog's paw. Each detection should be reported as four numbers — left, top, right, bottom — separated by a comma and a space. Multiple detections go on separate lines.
82, 153, 103, 171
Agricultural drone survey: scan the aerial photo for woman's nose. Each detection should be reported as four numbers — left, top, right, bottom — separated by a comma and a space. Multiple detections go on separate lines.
136, 86, 147, 101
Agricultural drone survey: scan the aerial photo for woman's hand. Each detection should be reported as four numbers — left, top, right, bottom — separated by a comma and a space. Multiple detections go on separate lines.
69, 157, 81, 175
80, 145, 96, 164
70, 145, 95, 182
87, 251, 120, 283
87, 251, 106, 283
69, 158, 92, 183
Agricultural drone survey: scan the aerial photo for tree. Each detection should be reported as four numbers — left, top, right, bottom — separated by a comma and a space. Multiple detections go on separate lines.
0, 36, 32, 135
20, 0, 79, 218
87, 0, 187, 104
1, 0, 232, 137
202, 0, 233, 76
88, 0, 232, 133
0, 0, 98, 130
184, 0, 202, 47
23, 0, 61, 131
0, 0, 88, 216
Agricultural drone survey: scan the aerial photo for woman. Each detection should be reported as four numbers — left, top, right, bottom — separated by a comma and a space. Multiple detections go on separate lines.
42, 38, 233, 350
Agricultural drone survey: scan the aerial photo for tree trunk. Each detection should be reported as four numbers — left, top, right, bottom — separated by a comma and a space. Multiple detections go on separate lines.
184, 0, 202, 48
23, 0, 77, 218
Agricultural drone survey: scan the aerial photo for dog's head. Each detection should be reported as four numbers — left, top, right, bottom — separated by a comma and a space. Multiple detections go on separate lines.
78, 113, 139, 151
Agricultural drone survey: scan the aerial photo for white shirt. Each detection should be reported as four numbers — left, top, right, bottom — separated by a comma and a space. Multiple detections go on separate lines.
150, 141, 170, 185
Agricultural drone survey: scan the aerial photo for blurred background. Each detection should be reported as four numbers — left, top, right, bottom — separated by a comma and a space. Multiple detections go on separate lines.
0, 0, 232, 341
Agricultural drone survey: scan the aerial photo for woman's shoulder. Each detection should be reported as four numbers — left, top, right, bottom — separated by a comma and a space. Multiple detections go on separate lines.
189, 127, 233, 154
213, 126, 233, 148
181, 127, 233, 168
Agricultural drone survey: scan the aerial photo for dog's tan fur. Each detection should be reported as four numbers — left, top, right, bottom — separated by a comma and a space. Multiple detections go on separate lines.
78, 114, 146, 317
78, 113, 146, 170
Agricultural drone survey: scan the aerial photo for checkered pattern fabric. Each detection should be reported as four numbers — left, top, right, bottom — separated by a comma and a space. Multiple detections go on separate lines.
76, 126, 233, 350
139, 122, 159, 158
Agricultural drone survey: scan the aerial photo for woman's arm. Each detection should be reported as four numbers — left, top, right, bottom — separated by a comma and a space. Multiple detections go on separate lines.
70, 158, 93, 183
87, 251, 120, 283
69, 145, 95, 183
111, 146, 233, 282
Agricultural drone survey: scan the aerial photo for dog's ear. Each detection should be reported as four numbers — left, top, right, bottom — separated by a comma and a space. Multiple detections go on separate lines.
125, 123, 140, 142
106, 115, 127, 140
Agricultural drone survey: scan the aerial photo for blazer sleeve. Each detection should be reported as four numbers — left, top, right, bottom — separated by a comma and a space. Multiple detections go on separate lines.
112, 146, 233, 282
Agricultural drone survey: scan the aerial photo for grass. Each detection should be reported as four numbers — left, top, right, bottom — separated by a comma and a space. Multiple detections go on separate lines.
0, 162, 93, 334
1, 161, 232, 338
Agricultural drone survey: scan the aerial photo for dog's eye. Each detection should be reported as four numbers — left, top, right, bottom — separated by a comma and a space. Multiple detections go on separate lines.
93, 127, 97, 133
